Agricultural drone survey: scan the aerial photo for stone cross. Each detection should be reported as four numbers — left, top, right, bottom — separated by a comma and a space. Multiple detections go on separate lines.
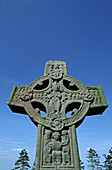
8, 60, 108, 170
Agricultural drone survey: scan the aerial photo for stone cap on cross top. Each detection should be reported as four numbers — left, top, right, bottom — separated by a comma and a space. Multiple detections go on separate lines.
8, 60, 108, 131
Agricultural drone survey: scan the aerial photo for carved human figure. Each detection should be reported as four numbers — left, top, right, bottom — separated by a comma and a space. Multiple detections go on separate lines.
43, 130, 52, 165
49, 82, 61, 116
62, 130, 71, 165
51, 132, 62, 165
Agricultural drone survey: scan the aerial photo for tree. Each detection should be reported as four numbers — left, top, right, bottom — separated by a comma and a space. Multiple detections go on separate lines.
11, 149, 31, 170
80, 159, 84, 169
103, 147, 112, 170
86, 148, 102, 170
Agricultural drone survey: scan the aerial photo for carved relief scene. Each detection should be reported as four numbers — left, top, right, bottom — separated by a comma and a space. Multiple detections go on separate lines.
43, 128, 71, 167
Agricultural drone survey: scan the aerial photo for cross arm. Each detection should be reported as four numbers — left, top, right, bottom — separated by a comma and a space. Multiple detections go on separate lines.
86, 86, 108, 116
7, 85, 27, 115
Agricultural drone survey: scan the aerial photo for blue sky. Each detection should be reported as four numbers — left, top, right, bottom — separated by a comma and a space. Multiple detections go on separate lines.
0, 0, 112, 169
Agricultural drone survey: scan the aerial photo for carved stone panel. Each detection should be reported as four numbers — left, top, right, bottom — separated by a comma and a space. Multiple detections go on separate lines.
35, 125, 80, 170
42, 129, 71, 166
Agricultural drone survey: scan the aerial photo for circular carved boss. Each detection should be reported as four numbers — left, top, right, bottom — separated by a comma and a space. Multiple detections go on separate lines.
22, 76, 93, 130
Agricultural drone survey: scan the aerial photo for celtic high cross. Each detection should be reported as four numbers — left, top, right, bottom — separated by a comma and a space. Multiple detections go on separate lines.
8, 60, 108, 170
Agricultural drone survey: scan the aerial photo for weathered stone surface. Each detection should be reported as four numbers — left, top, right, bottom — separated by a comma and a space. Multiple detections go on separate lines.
8, 60, 108, 170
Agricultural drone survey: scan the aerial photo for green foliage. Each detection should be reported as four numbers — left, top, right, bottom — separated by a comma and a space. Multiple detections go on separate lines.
103, 147, 112, 170
11, 149, 31, 170
86, 148, 102, 170
11, 147, 112, 170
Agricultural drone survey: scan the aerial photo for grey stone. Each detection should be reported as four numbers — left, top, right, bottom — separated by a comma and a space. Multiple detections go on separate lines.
7, 60, 108, 170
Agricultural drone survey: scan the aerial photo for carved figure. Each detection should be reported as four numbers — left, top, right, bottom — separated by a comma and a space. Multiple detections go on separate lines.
51, 132, 62, 165
43, 130, 52, 165
49, 82, 61, 116
62, 130, 71, 165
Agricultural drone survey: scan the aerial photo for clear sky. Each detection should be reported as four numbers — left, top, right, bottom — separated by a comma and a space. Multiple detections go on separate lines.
0, 0, 112, 169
